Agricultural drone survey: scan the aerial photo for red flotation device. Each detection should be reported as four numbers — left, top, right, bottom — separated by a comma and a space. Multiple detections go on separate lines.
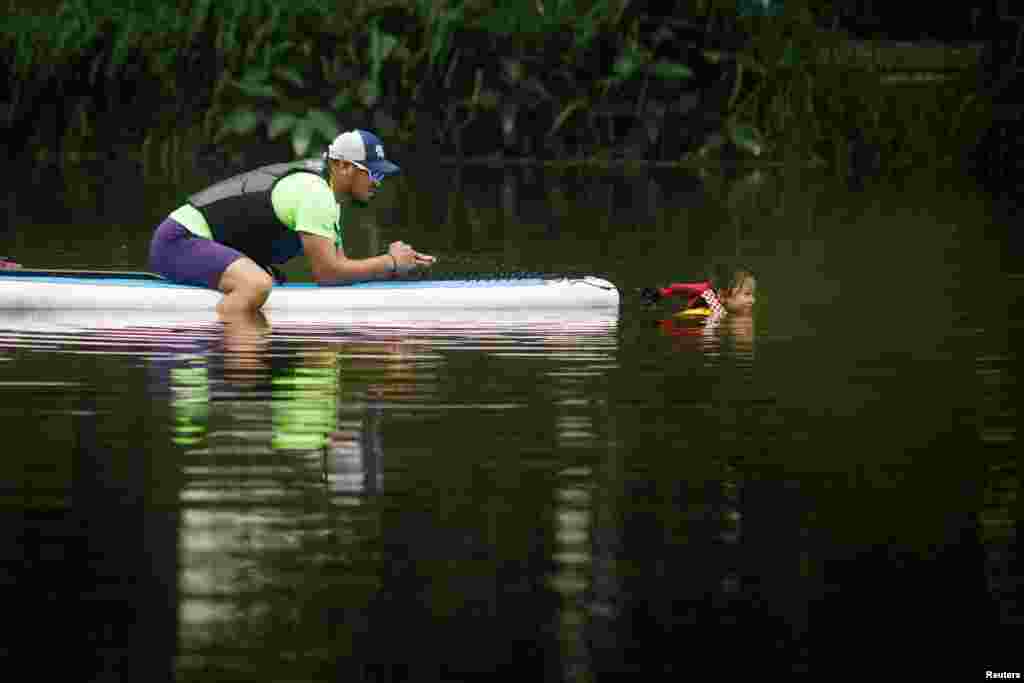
641, 280, 712, 309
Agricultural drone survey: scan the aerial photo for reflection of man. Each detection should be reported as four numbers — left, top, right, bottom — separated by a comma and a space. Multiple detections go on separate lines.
272, 360, 340, 451
159, 319, 336, 451
324, 402, 384, 498
221, 311, 271, 376
320, 344, 424, 497
160, 321, 424, 482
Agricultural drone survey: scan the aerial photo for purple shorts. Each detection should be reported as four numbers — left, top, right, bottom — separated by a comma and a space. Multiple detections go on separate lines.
148, 218, 245, 289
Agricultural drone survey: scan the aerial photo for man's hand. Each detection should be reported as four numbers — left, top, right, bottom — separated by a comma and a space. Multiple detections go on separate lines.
389, 241, 435, 273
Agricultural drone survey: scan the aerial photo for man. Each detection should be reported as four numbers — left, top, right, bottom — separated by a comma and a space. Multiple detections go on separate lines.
148, 129, 434, 316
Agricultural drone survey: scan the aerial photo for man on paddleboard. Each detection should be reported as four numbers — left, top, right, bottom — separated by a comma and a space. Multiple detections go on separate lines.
148, 129, 435, 316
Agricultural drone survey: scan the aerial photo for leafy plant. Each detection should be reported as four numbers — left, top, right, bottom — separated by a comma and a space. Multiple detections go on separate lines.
475, 0, 568, 35
728, 121, 766, 156
1, 0, 985, 171
607, 38, 694, 87
414, 0, 466, 72
363, 17, 399, 107
473, 0, 613, 48
218, 61, 339, 157
573, 0, 614, 48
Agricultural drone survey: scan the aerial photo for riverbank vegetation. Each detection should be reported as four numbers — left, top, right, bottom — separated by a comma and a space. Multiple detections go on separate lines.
0, 0, 996, 178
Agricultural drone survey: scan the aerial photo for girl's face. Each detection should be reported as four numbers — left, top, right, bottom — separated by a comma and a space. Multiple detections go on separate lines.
720, 276, 757, 316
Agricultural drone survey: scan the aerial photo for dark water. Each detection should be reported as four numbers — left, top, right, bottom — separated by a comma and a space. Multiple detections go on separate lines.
1, 160, 1019, 680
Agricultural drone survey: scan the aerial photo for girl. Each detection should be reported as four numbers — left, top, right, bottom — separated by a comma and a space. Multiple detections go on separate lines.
641, 267, 757, 320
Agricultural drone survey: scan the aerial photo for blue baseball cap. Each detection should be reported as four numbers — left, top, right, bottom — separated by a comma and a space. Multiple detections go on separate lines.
326, 129, 400, 179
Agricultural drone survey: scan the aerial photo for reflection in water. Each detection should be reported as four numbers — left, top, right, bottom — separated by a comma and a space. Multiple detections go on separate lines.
553, 465, 593, 680
170, 358, 209, 446
170, 317, 618, 669
656, 312, 757, 357
2, 164, 1018, 678
0, 312, 616, 676
0, 310, 618, 678
975, 319, 1021, 629
579, 308, 759, 675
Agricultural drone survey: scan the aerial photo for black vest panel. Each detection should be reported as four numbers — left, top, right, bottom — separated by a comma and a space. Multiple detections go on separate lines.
188, 159, 326, 267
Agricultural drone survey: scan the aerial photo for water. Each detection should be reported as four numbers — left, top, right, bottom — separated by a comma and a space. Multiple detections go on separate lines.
1, 161, 1018, 679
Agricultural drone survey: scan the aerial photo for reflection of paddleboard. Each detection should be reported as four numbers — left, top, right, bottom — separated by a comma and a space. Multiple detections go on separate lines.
0, 308, 619, 335
0, 270, 619, 313
0, 309, 618, 364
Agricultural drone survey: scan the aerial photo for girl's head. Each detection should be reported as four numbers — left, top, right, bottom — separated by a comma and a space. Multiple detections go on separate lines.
712, 267, 757, 316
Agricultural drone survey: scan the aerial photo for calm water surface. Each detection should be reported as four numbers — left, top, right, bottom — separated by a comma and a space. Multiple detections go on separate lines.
1, 161, 1019, 680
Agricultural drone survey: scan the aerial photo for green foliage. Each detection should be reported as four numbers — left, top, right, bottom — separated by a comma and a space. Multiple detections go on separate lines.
218, 56, 340, 157
573, 0, 613, 48
1, 0, 332, 85
290, 116, 314, 158
305, 109, 340, 147
720, 0, 983, 170
736, 0, 784, 18
413, 0, 466, 72
475, 0, 568, 35
608, 38, 693, 87
218, 108, 263, 139
233, 69, 282, 99
727, 122, 765, 156
268, 112, 299, 140
330, 92, 351, 111
473, 0, 612, 47
649, 61, 695, 80
5, 0, 979, 173
611, 44, 643, 82
364, 18, 399, 107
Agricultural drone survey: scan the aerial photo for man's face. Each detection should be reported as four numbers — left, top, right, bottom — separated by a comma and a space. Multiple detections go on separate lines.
349, 162, 380, 203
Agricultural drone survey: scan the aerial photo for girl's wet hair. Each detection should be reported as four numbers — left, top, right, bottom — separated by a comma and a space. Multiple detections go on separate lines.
703, 263, 756, 293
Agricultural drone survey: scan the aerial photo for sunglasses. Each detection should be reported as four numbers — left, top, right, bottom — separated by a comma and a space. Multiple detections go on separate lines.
352, 161, 385, 184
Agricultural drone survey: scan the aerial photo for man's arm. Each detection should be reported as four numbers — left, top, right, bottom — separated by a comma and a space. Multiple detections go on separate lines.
300, 232, 396, 284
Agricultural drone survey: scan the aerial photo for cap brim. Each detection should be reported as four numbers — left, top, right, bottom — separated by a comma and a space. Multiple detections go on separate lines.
367, 159, 400, 177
